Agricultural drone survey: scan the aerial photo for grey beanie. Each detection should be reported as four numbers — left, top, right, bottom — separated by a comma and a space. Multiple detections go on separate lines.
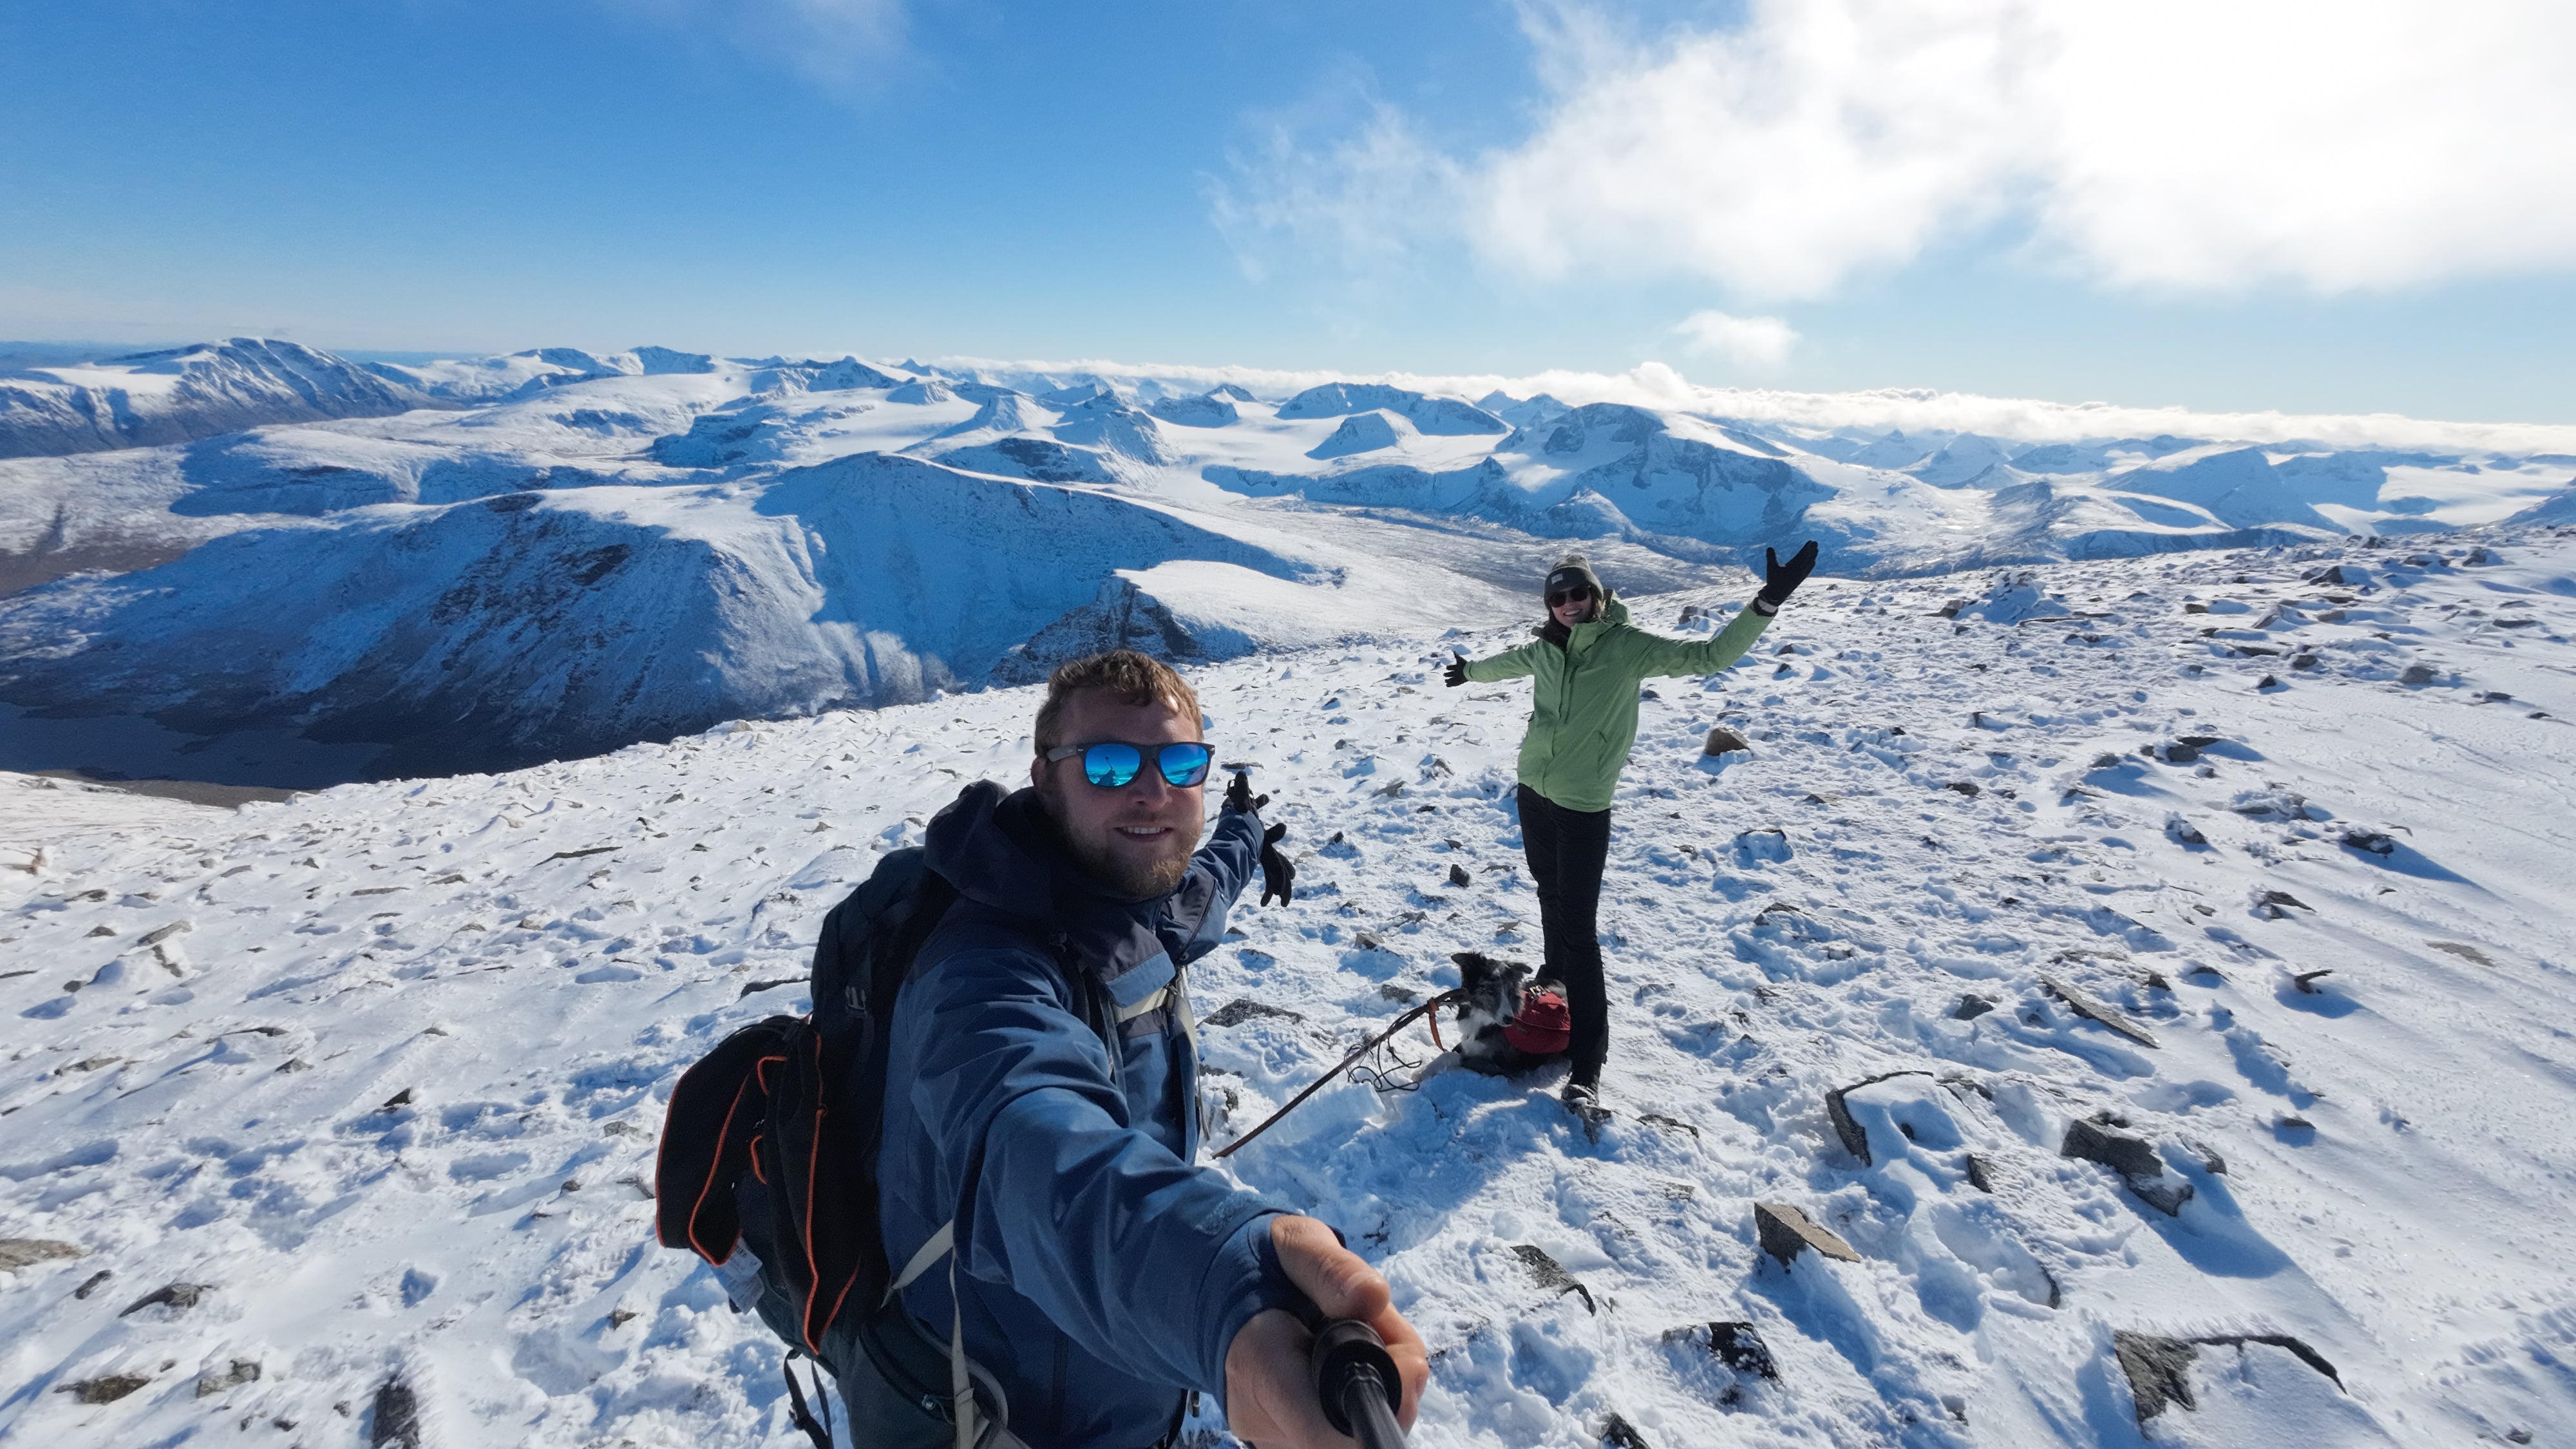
1544, 553, 1602, 598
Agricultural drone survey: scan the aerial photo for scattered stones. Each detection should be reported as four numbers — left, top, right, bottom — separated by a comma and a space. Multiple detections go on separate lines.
2338, 828, 2398, 856
2257, 889, 2313, 915
1509, 1244, 1596, 1313
120, 1281, 207, 1316
608, 1307, 639, 1329
1754, 1202, 1860, 1267
2165, 814, 2208, 846
2041, 976, 2159, 1048
0, 1238, 84, 1270
1204, 999, 1303, 1028
2293, 970, 2334, 994
377, 1087, 414, 1113
1669, 1320, 1780, 1380
1943, 781, 1982, 797
1446, 864, 1472, 887
2256, 674, 2284, 690
196, 1359, 262, 1397
73, 1269, 112, 1298
1952, 994, 1997, 1021
1374, 779, 1406, 798
2398, 662, 2442, 685
1964, 1154, 1998, 1193
1704, 726, 1751, 755
138, 920, 191, 946
2063, 1119, 2192, 1215
1353, 932, 1383, 952
57, 1374, 151, 1405
85, 924, 116, 938
1637, 1112, 1699, 1139
2423, 940, 2495, 967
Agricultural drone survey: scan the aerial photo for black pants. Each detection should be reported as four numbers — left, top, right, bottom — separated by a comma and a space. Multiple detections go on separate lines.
1517, 784, 1612, 1082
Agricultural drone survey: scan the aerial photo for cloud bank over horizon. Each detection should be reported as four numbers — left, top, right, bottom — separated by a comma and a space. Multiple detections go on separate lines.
1218, 0, 2576, 304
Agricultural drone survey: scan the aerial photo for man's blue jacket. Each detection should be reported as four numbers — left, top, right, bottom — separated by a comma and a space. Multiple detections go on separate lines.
876, 780, 1294, 1447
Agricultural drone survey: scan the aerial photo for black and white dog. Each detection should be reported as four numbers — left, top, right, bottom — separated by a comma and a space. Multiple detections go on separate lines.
1448, 951, 1571, 1076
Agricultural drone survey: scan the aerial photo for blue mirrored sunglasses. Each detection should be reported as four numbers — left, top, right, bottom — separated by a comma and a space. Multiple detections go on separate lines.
1043, 740, 1214, 789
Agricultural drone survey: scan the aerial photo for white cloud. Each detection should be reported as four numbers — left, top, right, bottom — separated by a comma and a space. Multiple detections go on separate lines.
1228, 0, 2576, 298
1673, 310, 1799, 370
611, 0, 908, 91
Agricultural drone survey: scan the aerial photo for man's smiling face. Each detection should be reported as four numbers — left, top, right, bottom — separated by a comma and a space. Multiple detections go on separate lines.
1033, 687, 1206, 900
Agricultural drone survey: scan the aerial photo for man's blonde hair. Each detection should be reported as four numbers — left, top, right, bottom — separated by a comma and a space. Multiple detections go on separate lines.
1033, 650, 1202, 751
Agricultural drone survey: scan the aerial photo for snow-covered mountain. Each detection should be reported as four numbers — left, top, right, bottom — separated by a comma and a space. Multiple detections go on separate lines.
5, 340, 2575, 785
0, 339, 435, 459
5, 529, 2573, 1446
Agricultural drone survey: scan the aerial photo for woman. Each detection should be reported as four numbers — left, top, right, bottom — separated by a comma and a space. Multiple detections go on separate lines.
1445, 542, 1818, 1117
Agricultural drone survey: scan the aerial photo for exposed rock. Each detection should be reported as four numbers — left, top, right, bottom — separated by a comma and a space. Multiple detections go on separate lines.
57, 1374, 151, 1405
1704, 726, 1752, 755
2258, 889, 2312, 914
2398, 662, 2442, 685
372, 1378, 422, 1448
1754, 1202, 1860, 1267
1824, 1070, 1932, 1166
1447, 864, 1472, 888
2114, 1332, 2198, 1419
1964, 1154, 1998, 1193
1943, 781, 1982, 797
1952, 994, 1997, 1021
73, 1269, 111, 1298
1508, 1243, 1595, 1313
377, 1087, 414, 1112
2256, 674, 2284, 690
0, 1238, 84, 1271
2293, 970, 2334, 994
2063, 1119, 2192, 1215
2041, 976, 2159, 1047
2424, 940, 2495, 967
1596, 1410, 1652, 1448
1204, 998, 1303, 1028
1667, 1320, 1780, 1380
196, 1359, 262, 1397
120, 1281, 207, 1316
2338, 828, 2398, 856
2166, 814, 2207, 846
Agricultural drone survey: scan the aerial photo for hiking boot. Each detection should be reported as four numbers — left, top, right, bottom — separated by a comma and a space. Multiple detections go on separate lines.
1561, 1078, 1606, 1119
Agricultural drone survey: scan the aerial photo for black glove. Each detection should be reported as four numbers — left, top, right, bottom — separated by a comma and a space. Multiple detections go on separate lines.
1756, 540, 1819, 612
1444, 651, 1470, 688
1223, 768, 1267, 816
1258, 823, 1294, 906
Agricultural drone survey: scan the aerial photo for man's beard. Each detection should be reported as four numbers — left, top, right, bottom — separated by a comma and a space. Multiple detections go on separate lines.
1046, 792, 1200, 900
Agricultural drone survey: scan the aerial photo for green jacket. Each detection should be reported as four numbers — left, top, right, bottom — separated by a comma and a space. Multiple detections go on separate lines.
1463, 594, 1772, 813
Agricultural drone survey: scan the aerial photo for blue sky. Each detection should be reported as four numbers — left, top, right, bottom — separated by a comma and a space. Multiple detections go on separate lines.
5, 1, 2573, 422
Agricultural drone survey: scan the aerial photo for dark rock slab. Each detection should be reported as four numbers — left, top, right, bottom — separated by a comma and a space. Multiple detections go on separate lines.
2063, 1119, 2193, 1215
0, 1238, 83, 1271
1448, 864, 1472, 887
1952, 994, 1996, 1020
196, 1359, 261, 1397
1964, 1154, 1998, 1193
1204, 999, 1303, 1028
119, 1281, 207, 1316
372, 1378, 422, 1448
1705, 726, 1752, 755
2041, 976, 2158, 1047
2114, 1331, 2199, 1418
1596, 1410, 1652, 1448
1754, 1202, 1859, 1267
1823, 1070, 1932, 1166
56, 1374, 151, 1405
1509, 1243, 1595, 1313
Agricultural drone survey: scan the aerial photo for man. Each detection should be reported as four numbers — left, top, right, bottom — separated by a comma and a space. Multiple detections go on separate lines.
860, 649, 1427, 1448
1446, 544, 1817, 1118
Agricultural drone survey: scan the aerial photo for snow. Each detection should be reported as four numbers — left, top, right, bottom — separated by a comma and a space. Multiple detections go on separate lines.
6, 526, 2575, 1446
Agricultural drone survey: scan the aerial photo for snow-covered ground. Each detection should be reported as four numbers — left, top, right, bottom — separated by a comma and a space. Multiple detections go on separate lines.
5, 526, 2572, 1447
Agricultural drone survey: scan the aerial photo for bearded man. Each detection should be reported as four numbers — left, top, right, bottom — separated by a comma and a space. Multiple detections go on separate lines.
858, 649, 1426, 1449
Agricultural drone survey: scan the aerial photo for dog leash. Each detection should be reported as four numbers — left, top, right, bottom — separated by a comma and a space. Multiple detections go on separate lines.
1213, 990, 1463, 1159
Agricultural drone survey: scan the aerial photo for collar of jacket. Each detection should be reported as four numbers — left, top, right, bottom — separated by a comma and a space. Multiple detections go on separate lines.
922, 779, 1184, 998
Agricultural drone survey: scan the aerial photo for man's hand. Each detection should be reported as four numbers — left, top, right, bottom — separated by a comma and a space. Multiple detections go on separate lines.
1756, 539, 1820, 611
1258, 823, 1294, 907
1224, 1216, 1427, 1449
1224, 768, 1268, 817
1443, 652, 1469, 688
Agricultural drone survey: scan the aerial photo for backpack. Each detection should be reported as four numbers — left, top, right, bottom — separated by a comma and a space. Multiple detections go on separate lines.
653, 847, 964, 1444
1502, 987, 1572, 1056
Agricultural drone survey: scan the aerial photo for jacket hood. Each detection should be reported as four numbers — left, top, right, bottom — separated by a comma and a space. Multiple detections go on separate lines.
921, 778, 1187, 945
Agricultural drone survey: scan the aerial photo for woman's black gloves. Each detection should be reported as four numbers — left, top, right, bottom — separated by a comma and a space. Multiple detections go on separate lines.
1755, 540, 1820, 614
1224, 768, 1265, 815
1226, 769, 1295, 904
1259, 823, 1294, 905
1444, 651, 1470, 687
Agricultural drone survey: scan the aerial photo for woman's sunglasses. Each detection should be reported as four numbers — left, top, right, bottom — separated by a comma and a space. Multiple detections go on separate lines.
1044, 740, 1215, 789
1546, 586, 1596, 608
